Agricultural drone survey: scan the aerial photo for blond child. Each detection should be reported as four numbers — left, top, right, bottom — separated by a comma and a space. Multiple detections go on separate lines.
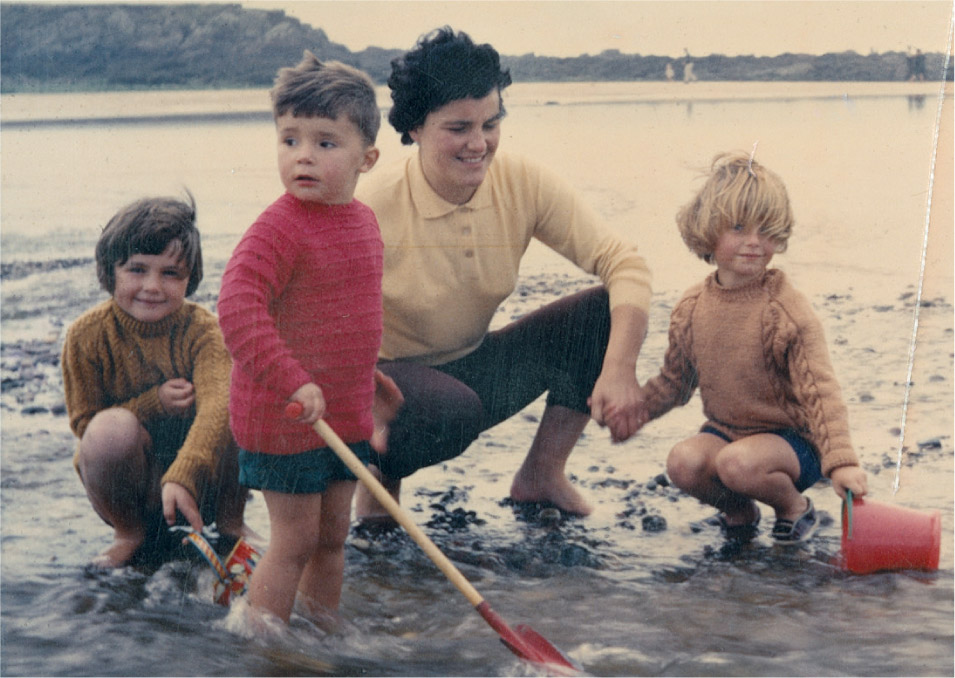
62, 194, 247, 568
640, 152, 868, 544
217, 53, 382, 623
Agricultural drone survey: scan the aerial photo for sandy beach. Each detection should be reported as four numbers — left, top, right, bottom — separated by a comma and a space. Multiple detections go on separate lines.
1, 81, 951, 676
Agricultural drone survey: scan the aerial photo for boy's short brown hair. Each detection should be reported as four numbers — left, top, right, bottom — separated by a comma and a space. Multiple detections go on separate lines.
677, 152, 794, 263
95, 192, 203, 296
271, 51, 380, 146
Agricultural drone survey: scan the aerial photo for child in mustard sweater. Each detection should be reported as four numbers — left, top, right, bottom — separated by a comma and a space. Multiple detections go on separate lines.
62, 194, 247, 568
640, 152, 868, 544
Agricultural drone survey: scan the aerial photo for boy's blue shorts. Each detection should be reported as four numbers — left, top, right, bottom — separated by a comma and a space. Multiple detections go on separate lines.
701, 425, 823, 492
239, 441, 371, 494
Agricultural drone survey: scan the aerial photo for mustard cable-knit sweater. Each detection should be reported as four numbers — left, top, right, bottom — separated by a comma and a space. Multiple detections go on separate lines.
62, 299, 234, 499
643, 269, 859, 477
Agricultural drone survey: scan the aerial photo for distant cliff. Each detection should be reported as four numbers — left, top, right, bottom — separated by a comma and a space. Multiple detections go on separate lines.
1, 3, 400, 91
1, 3, 950, 93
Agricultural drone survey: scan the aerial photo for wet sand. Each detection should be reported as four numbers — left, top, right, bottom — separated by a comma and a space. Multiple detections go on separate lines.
2, 254, 952, 674
1, 82, 951, 676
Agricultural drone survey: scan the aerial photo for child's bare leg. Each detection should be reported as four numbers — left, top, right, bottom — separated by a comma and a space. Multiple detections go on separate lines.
76, 408, 154, 567
247, 490, 322, 623
666, 432, 758, 524
297, 481, 355, 618
713, 434, 806, 521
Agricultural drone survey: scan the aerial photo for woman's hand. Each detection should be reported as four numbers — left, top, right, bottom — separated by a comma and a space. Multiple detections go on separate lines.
162, 482, 203, 533
589, 368, 648, 443
371, 370, 404, 454
159, 378, 195, 416
830, 465, 868, 499
288, 383, 326, 425
588, 304, 649, 443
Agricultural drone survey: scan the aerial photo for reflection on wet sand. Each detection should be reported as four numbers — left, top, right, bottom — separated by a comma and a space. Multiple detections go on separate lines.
1, 82, 951, 676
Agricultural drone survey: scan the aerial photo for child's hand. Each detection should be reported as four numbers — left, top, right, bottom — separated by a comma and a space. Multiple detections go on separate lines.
162, 482, 203, 533
588, 373, 648, 443
159, 378, 195, 416
288, 383, 325, 425
371, 370, 404, 454
830, 465, 868, 500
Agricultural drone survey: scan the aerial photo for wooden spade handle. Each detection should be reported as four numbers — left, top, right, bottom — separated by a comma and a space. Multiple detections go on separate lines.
307, 414, 486, 609
285, 405, 580, 671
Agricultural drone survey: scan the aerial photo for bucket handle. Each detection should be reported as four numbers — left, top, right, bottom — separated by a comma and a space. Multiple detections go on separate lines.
844, 489, 854, 540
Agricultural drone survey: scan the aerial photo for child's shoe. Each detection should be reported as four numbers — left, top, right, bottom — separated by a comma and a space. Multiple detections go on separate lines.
771, 497, 818, 544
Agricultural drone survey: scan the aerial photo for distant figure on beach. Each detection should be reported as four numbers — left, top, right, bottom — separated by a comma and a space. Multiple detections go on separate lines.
636, 152, 868, 544
665, 62, 675, 82
682, 48, 698, 83
62, 194, 249, 569
218, 53, 387, 624
908, 48, 927, 81
355, 26, 652, 523
683, 61, 696, 83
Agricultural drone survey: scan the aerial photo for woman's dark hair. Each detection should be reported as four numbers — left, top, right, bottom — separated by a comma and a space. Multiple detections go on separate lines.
387, 26, 513, 144
95, 192, 203, 296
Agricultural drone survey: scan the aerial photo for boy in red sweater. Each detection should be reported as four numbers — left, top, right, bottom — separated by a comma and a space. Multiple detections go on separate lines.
640, 152, 868, 544
218, 53, 383, 624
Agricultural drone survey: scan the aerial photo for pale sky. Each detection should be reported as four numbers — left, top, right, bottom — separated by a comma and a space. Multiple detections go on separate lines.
243, 0, 954, 58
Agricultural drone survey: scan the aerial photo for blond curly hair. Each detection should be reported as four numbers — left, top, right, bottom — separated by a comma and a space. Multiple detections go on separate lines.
677, 151, 794, 263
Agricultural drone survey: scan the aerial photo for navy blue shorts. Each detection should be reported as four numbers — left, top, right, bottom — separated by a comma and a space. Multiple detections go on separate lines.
701, 425, 823, 492
239, 442, 371, 494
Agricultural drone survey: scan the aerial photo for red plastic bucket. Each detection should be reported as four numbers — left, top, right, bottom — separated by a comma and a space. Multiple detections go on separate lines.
841, 496, 941, 574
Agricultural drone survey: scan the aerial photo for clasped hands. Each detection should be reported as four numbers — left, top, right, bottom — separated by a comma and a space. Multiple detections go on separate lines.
589, 370, 649, 443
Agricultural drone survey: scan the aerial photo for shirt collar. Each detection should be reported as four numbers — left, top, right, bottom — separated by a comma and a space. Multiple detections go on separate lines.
408, 151, 494, 218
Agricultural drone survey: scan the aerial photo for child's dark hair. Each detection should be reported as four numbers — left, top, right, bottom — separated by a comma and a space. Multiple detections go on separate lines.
95, 192, 203, 296
271, 51, 381, 146
387, 26, 513, 145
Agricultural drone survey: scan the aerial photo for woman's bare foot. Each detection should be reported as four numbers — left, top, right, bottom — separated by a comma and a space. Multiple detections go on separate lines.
508, 404, 593, 515
509, 470, 593, 516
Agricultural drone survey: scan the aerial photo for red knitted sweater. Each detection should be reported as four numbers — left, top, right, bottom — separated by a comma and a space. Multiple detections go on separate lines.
218, 193, 383, 454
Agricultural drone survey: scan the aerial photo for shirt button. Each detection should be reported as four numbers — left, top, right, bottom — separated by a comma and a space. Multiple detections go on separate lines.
462, 226, 472, 235
464, 249, 474, 258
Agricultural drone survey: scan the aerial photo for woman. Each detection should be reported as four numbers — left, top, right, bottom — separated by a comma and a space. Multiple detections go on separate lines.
358, 27, 652, 520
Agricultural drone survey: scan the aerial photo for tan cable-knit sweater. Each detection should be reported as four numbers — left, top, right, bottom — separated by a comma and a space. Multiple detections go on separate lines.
643, 269, 859, 477
62, 299, 234, 499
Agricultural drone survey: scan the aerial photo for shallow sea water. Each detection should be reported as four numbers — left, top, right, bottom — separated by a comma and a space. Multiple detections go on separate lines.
1, 81, 952, 676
